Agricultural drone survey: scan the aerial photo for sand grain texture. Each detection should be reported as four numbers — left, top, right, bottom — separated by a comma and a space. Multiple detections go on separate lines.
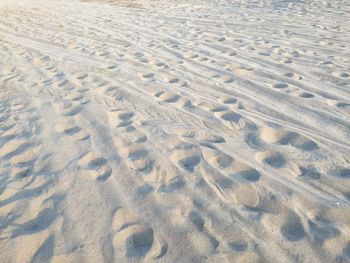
0, 0, 350, 262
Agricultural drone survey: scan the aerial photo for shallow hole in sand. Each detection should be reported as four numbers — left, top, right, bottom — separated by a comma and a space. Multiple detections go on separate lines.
126, 228, 154, 258
273, 83, 289, 89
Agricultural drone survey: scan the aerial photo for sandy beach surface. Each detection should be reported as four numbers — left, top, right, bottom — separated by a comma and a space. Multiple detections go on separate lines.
0, 0, 350, 262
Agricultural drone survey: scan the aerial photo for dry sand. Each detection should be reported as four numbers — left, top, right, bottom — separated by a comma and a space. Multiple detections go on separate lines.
0, 0, 350, 262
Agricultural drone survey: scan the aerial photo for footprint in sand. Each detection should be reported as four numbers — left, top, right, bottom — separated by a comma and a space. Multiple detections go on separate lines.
187, 210, 221, 254
95, 50, 109, 57
230, 163, 261, 182
273, 83, 289, 89
214, 74, 234, 84
65, 91, 84, 101
78, 152, 112, 181
219, 96, 237, 105
261, 209, 306, 244
280, 213, 306, 242
155, 91, 181, 104
329, 102, 350, 116
72, 71, 88, 80
164, 76, 180, 84
203, 166, 261, 208
100, 86, 121, 101
139, 72, 155, 79
55, 121, 81, 136
198, 101, 228, 113
189, 210, 205, 231
202, 147, 261, 183
112, 208, 168, 260
184, 52, 199, 59
195, 146, 262, 208
228, 240, 248, 252
327, 167, 350, 179
179, 130, 226, 144
119, 144, 153, 173
260, 125, 319, 151
120, 125, 147, 144
108, 110, 135, 128
215, 110, 250, 130
55, 100, 82, 117
55, 121, 90, 141
307, 217, 340, 244
159, 175, 186, 193
220, 111, 242, 123
284, 72, 303, 80
255, 150, 303, 177
298, 92, 314, 99
170, 142, 201, 173
255, 150, 286, 168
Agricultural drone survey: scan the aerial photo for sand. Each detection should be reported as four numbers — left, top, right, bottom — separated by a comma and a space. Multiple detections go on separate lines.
0, 0, 350, 262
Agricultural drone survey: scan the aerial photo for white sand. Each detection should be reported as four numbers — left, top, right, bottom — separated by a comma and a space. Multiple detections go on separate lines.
0, 0, 350, 262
